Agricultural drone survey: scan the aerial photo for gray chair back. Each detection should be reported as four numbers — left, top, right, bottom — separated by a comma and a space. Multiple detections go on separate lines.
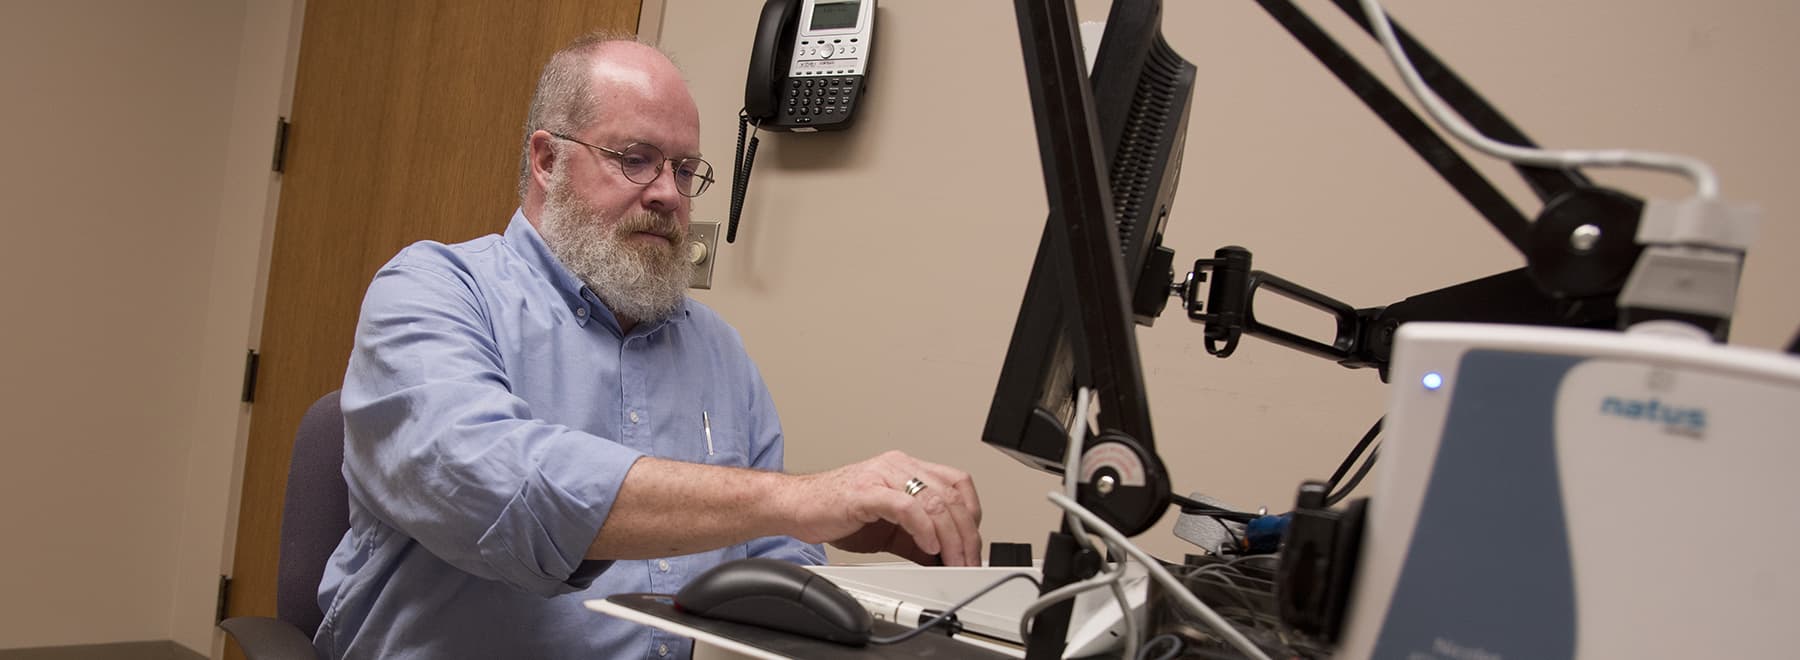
276, 390, 348, 638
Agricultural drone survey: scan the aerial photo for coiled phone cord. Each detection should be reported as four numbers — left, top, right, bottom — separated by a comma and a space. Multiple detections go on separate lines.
728, 111, 762, 243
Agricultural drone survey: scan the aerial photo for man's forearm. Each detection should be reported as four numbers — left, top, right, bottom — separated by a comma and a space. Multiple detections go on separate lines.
587, 450, 985, 566
585, 456, 796, 560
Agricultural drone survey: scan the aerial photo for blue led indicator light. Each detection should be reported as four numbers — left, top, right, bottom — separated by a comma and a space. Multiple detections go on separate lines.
1422, 372, 1444, 390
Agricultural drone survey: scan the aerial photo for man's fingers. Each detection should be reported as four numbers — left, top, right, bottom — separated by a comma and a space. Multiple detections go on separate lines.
870, 488, 940, 557
863, 451, 983, 565
879, 465, 962, 564
918, 487, 979, 566
916, 463, 983, 564
917, 491, 970, 566
954, 498, 982, 565
917, 463, 980, 515
880, 529, 938, 565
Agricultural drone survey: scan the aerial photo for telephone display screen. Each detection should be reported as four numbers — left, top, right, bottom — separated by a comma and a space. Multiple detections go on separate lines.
810, 1, 860, 30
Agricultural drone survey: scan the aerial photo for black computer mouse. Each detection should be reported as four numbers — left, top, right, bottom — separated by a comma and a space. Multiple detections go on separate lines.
675, 558, 873, 646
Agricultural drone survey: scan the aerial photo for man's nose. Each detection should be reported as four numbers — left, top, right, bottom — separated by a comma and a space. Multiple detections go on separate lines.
641, 164, 684, 211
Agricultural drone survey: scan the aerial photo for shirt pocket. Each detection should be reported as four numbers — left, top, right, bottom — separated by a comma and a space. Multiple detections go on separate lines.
696, 409, 750, 468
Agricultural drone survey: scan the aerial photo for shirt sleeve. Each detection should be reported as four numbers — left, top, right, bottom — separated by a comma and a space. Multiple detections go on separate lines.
340, 254, 643, 597
740, 360, 828, 565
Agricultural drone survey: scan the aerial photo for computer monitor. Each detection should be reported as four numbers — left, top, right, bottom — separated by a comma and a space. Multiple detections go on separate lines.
981, 0, 1195, 537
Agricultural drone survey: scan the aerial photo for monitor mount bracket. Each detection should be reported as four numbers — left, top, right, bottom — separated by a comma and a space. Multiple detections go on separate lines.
1168, 0, 1749, 379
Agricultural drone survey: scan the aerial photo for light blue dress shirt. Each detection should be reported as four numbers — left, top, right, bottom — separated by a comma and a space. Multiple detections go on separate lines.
315, 210, 826, 659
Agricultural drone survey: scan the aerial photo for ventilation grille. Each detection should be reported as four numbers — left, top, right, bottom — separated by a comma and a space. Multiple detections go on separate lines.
1108, 35, 1187, 258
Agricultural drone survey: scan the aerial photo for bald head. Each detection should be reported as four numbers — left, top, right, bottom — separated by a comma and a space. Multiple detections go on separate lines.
517, 35, 699, 202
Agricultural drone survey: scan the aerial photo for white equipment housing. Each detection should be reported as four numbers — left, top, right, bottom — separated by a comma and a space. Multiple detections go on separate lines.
1337, 322, 1800, 659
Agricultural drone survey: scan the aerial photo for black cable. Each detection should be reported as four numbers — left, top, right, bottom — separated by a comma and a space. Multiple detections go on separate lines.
1325, 444, 1378, 507
728, 112, 760, 244
866, 572, 1041, 646
1169, 494, 1258, 523
1324, 417, 1382, 496
1213, 516, 1244, 554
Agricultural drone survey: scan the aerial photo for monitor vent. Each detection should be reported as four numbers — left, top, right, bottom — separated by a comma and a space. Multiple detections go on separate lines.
1108, 34, 1186, 259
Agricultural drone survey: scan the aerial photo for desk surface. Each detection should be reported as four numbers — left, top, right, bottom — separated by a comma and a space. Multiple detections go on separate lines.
590, 593, 1015, 660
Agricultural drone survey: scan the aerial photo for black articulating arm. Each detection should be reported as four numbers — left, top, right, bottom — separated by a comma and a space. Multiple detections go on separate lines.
1178, 1, 1650, 376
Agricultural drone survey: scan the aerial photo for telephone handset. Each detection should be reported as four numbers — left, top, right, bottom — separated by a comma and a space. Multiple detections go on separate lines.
744, 0, 875, 131
731, 0, 877, 242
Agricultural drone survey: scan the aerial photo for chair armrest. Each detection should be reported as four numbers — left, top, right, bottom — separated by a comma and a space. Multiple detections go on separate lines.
219, 616, 323, 660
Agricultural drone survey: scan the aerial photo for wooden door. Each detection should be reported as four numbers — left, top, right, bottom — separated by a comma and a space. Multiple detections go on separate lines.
225, 0, 643, 651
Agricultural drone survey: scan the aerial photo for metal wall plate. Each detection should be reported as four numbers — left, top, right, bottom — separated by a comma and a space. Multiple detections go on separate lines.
688, 221, 720, 290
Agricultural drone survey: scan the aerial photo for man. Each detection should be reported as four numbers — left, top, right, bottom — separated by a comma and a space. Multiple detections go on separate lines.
314, 35, 982, 659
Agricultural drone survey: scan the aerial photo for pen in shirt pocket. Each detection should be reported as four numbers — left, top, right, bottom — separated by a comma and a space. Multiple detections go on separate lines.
702, 411, 714, 456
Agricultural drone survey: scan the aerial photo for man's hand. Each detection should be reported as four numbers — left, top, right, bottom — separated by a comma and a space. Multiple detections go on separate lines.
780, 451, 983, 566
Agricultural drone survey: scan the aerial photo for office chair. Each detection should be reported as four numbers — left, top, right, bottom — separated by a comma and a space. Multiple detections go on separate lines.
219, 390, 347, 660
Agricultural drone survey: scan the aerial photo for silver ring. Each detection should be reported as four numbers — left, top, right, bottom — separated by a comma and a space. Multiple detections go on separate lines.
903, 477, 928, 497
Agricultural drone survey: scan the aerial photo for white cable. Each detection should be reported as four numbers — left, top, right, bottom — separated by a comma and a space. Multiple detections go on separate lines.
1359, 0, 1719, 199
1017, 552, 1125, 643
1051, 387, 1139, 660
1048, 491, 1275, 660
1015, 539, 1143, 660
1104, 568, 1139, 660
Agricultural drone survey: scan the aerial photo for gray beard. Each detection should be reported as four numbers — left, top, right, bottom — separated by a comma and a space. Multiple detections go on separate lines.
536, 171, 693, 326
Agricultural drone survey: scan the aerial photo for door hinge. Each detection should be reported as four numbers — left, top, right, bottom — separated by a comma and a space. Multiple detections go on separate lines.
271, 117, 291, 173
216, 574, 232, 623
241, 350, 260, 403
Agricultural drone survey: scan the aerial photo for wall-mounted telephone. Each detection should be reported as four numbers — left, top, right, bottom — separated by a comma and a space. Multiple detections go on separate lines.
730, 0, 877, 242
745, 0, 876, 132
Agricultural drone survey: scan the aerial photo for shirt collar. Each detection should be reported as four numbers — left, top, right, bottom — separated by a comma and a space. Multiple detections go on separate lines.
505, 208, 689, 335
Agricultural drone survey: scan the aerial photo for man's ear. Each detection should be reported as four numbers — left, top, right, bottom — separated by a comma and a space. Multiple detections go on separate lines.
529, 130, 559, 190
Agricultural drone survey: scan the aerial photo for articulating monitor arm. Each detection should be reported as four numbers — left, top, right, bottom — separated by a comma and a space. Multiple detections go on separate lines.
1162, 0, 1752, 375
1175, 248, 1621, 378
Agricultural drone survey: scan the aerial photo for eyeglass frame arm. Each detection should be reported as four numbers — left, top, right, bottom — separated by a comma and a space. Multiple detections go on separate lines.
542, 130, 717, 194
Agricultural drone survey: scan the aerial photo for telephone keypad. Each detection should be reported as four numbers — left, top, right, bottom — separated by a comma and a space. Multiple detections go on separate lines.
779, 75, 863, 127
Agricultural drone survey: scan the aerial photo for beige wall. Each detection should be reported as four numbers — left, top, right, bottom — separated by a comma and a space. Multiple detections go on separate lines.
176, 1, 301, 656
660, 0, 1800, 563
0, 0, 296, 654
2, 0, 1794, 655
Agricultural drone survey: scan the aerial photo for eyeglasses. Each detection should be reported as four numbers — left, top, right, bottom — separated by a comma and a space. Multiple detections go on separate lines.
547, 132, 715, 198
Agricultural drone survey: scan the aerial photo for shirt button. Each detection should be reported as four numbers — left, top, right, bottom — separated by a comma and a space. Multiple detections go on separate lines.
629, 411, 641, 423
657, 643, 669, 657
576, 307, 587, 317
658, 560, 670, 572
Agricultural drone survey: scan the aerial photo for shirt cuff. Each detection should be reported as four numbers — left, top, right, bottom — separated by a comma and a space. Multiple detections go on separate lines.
475, 446, 644, 596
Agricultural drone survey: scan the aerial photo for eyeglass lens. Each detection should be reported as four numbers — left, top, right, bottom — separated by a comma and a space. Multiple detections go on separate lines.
615, 143, 713, 197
